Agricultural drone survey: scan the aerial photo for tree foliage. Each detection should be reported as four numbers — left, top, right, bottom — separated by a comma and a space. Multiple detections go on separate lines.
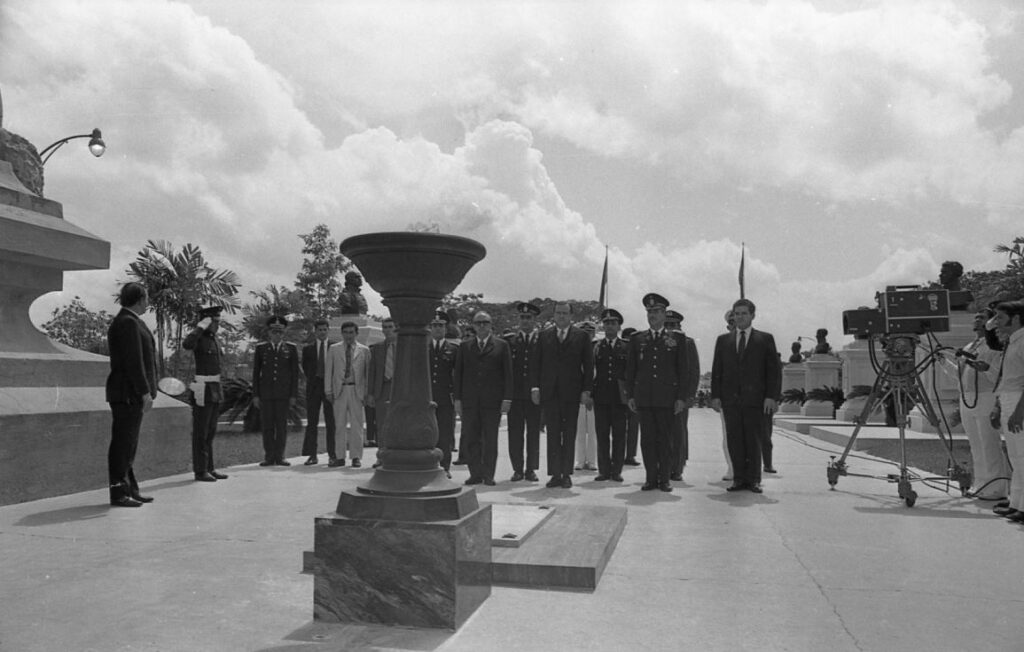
294, 224, 351, 318
962, 236, 1024, 307
241, 285, 310, 342
439, 294, 605, 335
42, 297, 112, 354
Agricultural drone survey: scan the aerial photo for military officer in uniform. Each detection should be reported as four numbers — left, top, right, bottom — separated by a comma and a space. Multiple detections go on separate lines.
625, 293, 691, 492
253, 316, 300, 466
182, 305, 229, 482
665, 309, 700, 482
592, 308, 629, 482
429, 310, 459, 477
620, 326, 641, 466
503, 301, 542, 482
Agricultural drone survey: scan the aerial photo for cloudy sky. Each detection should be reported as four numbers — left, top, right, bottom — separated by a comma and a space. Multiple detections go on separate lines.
3, 0, 1023, 363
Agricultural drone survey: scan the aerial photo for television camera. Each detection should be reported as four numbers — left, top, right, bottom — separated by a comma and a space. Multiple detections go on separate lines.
842, 286, 950, 337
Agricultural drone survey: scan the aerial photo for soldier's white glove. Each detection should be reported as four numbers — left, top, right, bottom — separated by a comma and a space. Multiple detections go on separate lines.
197, 318, 213, 331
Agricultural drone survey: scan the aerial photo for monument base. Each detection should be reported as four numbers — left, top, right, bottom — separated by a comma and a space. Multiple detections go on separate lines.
801, 400, 835, 418
313, 503, 492, 630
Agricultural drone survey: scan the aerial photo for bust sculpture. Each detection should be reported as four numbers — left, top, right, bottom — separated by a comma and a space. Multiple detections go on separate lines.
338, 270, 369, 315
813, 328, 831, 354
788, 341, 803, 363
0, 88, 46, 196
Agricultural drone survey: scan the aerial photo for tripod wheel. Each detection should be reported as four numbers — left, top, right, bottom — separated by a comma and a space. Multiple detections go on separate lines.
904, 491, 917, 508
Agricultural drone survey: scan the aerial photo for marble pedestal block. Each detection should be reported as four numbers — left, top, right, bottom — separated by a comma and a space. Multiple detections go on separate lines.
313, 503, 492, 630
801, 354, 842, 418
779, 363, 805, 415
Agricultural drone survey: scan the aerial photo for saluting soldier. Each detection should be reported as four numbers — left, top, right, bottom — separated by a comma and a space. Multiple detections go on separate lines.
592, 309, 629, 482
182, 305, 229, 483
625, 293, 691, 492
253, 315, 299, 466
665, 309, 700, 482
503, 301, 543, 482
429, 310, 460, 477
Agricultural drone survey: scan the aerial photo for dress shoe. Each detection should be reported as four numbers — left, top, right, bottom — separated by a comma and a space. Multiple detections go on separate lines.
484, 478, 496, 486
465, 477, 482, 486
195, 473, 217, 482
574, 464, 583, 471
130, 493, 154, 503
659, 482, 673, 492
327, 457, 343, 467
611, 474, 624, 482
726, 484, 745, 492
595, 475, 609, 481
511, 471, 525, 482
209, 471, 228, 480
304, 456, 318, 466
641, 482, 658, 491
275, 459, 291, 466
624, 458, 640, 466
351, 458, 361, 468
259, 460, 274, 467
670, 473, 683, 482
561, 477, 572, 488
372, 461, 382, 469
994, 500, 1010, 509
749, 484, 764, 494
722, 475, 733, 482
525, 470, 539, 482
763, 467, 777, 474
1007, 511, 1024, 523
445, 470, 452, 479
110, 496, 143, 507
583, 462, 597, 471
545, 476, 562, 488
993, 506, 1016, 516
453, 459, 467, 466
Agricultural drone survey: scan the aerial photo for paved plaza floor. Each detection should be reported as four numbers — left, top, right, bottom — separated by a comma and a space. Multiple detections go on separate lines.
1, 408, 1021, 651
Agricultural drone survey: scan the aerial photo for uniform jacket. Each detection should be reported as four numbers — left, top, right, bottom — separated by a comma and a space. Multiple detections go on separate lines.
301, 338, 337, 381
182, 326, 223, 403
530, 325, 595, 402
710, 328, 780, 408
105, 308, 157, 404
625, 329, 692, 408
429, 337, 460, 407
679, 332, 701, 404
367, 339, 396, 402
252, 341, 300, 400
592, 336, 629, 405
453, 335, 513, 408
324, 340, 370, 402
503, 329, 540, 400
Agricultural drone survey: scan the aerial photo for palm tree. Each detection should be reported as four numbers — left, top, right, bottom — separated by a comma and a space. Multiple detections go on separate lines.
241, 284, 310, 342
125, 240, 241, 376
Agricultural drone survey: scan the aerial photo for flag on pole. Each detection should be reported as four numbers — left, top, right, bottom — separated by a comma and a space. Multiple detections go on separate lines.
738, 242, 746, 299
598, 245, 609, 308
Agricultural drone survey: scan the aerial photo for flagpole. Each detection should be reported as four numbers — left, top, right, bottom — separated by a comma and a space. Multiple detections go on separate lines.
739, 242, 746, 299
599, 244, 609, 309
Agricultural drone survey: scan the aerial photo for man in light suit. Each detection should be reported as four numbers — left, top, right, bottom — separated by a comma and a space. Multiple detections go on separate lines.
325, 320, 370, 467
454, 311, 513, 486
301, 319, 337, 466
105, 282, 157, 507
665, 309, 700, 482
531, 302, 594, 489
253, 316, 300, 466
711, 298, 781, 494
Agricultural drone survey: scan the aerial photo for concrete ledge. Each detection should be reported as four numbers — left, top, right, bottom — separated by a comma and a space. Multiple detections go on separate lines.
806, 423, 967, 450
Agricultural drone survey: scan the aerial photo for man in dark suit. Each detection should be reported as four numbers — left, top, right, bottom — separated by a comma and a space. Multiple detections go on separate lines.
454, 311, 513, 485
301, 319, 337, 466
592, 309, 629, 482
665, 309, 700, 482
503, 301, 543, 482
367, 317, 397, 467
711, 298, 781, 494
253, 315, 300, 466
105, 282, 158, 507
182, 305, 229, 482
531, 302, 594, 489
429, 311, 460, 477
625, 293, 691, 492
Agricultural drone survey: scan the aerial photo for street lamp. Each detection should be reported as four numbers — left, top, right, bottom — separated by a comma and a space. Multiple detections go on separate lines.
38, 128, 106, 165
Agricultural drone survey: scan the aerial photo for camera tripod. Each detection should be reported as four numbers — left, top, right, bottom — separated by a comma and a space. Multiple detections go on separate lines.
826, 333, 972, 507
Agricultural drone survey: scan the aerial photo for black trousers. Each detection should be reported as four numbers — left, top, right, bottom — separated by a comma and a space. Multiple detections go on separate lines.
261, 399, 290, 462
625, 411, 639, 459
761, 412, 774, 469
507, 398, 542, 473
462, 402, 501, 481
108, 401, 144, 498
365, 405, 377, 443
670, 407, 690, 476
301, 378, 336, 457
594, 402, 627, 477
638, 406, 674, 484
723, 405, 764, 486
191, 400, 219, 474
543, 399, 581, 478
435, 401, 456, 471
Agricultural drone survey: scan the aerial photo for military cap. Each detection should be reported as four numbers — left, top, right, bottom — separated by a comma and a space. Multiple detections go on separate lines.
515, 301, 541, 316
642, 293, 669, 310
577, 321, 596, 332
431, 310, 450, 324
621, 327, 637, 339
197, 305, 223, 318
665, 309, 683, 324
266, 315, 288, 330
600, 308, 624, 323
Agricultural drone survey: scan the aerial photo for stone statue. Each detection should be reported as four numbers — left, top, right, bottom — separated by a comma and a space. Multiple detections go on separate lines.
338, 270, 369, 315
813, 328, 831, 354
0, 88, 45, 196
939, 261, 963, 291
788, 341, 803, 363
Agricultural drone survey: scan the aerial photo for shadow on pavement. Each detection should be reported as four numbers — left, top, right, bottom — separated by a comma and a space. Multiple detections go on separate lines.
15, 504, 110, 527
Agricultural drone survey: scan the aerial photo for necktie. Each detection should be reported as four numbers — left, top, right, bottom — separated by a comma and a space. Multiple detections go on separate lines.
558, 329, 566, 343
344, 343, 353, 381
384, 341, 394, 381
316, 341, 325, 378
738, 330, 747, 357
